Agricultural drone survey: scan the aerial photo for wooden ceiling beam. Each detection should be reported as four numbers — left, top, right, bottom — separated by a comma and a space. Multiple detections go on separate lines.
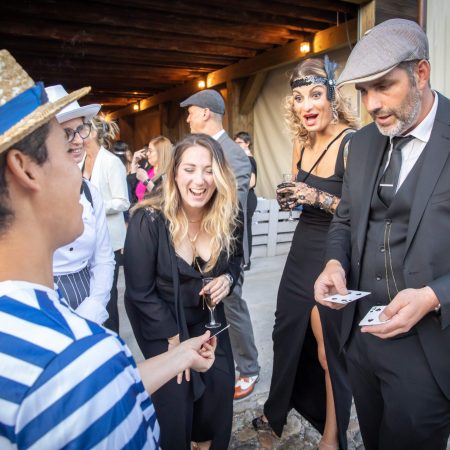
200, 0, 354, 21
90, 0, 332, 32
4, 1, 310, 47
0, 18, 258, 58
207, 19, 356, 87
1, 37, 236, 69
272, 0, 355, 14
16, 57, 209, 79
109, 19, 357, 120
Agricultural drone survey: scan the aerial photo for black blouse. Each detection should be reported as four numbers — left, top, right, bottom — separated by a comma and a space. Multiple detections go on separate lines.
123, 207, 243, 342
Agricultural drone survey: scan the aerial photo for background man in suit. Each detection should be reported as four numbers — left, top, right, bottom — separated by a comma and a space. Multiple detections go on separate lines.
314, 19, 450, 450
181, 89, 261, 399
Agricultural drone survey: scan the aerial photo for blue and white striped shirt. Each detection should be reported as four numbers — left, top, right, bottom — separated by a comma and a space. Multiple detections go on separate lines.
0, 280, 160, 449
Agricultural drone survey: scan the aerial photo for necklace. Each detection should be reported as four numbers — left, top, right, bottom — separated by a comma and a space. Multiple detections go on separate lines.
188, 230, 200, 245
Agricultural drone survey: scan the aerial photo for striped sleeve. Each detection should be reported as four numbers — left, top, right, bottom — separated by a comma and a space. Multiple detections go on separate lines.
14, 333, 159, 450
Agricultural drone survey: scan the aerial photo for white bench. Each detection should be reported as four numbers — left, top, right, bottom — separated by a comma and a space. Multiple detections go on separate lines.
251, 198, 300, 258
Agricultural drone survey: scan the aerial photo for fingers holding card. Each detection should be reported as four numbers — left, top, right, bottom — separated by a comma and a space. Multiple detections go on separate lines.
323, 290, 371, 305
359, 305, 391, 326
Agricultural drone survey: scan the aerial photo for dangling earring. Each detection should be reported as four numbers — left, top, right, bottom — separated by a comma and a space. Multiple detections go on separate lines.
331, 101, 338, 124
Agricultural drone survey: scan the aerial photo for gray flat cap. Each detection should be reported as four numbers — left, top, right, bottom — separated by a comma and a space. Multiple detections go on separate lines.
180, 89, 225, 114
338, 19, 428, 86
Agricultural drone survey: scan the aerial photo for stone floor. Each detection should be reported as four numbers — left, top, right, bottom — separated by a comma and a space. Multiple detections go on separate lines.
118, 254, 449, 450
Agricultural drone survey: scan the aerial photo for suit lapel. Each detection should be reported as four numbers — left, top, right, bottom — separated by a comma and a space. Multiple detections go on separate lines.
356, 129, 388, 255
404, 100, 450, 257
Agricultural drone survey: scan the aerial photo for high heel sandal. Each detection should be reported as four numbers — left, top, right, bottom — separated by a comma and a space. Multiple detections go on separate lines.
252, 415, 273, 432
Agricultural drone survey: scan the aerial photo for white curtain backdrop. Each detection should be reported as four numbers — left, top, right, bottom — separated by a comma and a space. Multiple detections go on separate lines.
427, 0, 450, 98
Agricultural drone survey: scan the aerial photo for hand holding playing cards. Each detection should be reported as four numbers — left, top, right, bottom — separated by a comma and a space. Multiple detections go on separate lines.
361, 286, 440, 338
314, 259, 349, 310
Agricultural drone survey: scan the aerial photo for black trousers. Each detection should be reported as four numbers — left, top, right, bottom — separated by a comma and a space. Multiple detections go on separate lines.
104, 249, 122, 334
346, 328, 450, 450
246, 190, 257, 261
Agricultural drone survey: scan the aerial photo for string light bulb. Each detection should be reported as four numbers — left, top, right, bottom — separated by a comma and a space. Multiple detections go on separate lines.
198, 80, 206, 89
133, 103, 140, 111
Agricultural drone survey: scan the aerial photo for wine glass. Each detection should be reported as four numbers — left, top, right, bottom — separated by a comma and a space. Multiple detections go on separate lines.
202, 277, 221, 329
281, 173, 295, 221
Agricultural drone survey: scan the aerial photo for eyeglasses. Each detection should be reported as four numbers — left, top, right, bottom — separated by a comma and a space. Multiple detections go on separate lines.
64, 123, 92, 143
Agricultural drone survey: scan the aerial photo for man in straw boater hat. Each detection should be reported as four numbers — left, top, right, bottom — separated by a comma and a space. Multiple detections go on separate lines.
314, 19, 450, 449
0, 50, 217, 448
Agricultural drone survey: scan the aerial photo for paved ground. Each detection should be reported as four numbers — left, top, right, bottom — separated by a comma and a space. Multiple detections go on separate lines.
117, 255, 449, 450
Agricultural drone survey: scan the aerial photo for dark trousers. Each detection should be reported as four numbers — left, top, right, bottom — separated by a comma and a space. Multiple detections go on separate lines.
246, 190, 257, 261
104, 250, 122, 334
346, 328, 450, 450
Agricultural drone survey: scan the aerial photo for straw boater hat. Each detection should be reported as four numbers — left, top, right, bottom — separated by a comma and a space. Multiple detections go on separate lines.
0, 50, 90, 154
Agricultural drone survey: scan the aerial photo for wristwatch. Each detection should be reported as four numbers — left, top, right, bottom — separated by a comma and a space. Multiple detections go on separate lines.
143, 178, 151, 187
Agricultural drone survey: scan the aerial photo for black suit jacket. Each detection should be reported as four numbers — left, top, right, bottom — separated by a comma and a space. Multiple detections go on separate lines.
325, 92, 450, 400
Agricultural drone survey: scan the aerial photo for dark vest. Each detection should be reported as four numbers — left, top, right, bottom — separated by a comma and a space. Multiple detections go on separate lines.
358, 145, 426, 321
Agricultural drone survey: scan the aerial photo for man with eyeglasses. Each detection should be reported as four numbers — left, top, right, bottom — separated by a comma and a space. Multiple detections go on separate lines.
46, 84, 115, 325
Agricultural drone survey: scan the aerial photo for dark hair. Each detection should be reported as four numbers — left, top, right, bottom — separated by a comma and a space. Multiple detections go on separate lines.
0, 122, 50, 233
111, 140, 130, 167
234, 131, 252, 146
396, 59, 421, 86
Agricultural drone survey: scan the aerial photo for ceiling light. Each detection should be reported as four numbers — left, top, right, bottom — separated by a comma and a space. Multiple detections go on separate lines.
198, 80, 206, 89
300, 41, 311, 54
133, 103, 140, 111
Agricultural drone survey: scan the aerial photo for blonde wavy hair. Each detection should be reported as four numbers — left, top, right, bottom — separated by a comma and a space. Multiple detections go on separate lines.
285, 58, 359, 146
136, 133, 238, 272
90, 115, 120, 150
149, 135, 173, 179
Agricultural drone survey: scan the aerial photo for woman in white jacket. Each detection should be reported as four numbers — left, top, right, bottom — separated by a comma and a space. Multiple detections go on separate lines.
82, 114, 130, 333
46, 85, 115, 325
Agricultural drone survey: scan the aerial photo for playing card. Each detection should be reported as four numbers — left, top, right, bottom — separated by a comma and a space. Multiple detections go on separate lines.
323, 290, 371, 304
359, 305, 390, 326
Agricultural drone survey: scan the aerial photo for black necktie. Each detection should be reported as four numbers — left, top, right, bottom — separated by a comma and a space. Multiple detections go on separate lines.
378, 135, 414, 206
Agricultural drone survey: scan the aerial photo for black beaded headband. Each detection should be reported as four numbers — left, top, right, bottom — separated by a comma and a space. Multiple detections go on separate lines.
290, 55, 338, 101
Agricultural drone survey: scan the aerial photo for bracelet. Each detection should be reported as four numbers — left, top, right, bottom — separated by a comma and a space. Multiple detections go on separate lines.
143, 178, 151, 187
435, 303, 441, 314
223, 273, 233, 287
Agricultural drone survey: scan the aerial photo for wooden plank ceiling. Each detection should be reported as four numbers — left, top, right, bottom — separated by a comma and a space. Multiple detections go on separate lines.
0, 0, 358, 113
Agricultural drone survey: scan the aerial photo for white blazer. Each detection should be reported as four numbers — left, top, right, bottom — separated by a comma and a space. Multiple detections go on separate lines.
90, 147, 130, 251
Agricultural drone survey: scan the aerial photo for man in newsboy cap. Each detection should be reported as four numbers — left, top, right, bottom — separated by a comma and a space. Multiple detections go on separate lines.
0, 50, 216, 448
314, 19, 450, 449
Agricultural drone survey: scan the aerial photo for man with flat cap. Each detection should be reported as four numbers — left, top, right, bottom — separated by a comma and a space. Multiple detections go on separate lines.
314, 19, 450, 449
181, 89, 261, 399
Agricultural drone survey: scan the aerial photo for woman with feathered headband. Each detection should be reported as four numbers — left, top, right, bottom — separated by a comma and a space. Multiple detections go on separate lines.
253, 56, 358, 450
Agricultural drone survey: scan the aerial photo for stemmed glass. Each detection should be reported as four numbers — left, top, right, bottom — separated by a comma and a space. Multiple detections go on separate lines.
281, 173, 295, 221
202, 277, 221, 329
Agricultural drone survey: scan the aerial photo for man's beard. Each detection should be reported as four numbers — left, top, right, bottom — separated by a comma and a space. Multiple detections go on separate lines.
371, 84, 422, 137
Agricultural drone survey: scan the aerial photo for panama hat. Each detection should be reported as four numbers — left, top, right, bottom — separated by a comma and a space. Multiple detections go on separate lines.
337, 19, 429, 86
45, 84, 101, 124
0, 50, 90, 153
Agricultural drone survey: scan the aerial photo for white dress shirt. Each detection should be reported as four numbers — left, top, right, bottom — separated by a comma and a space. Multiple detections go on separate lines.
393, 92, 439, 190
90, 146, 130, 251
53, 181, 115, 324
